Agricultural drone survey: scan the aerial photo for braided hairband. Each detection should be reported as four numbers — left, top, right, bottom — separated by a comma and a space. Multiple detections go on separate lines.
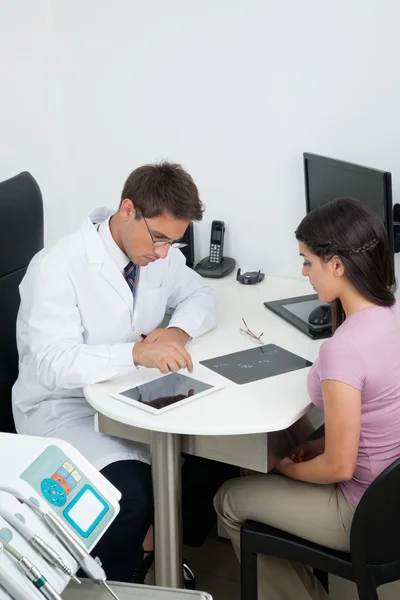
311, 239, 379, 257
336, 238, 379, 256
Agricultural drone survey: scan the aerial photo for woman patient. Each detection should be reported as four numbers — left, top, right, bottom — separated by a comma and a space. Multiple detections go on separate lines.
215, 197, 400, 600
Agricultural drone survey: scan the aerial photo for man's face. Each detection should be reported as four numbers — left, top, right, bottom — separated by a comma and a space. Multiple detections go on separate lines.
119, 199, 189, 266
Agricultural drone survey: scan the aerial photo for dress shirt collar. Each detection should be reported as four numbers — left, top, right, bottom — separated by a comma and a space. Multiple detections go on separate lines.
97, 215, 129, 272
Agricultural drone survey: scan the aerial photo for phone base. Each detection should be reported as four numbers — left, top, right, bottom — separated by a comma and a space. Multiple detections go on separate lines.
194, 256, 236, 278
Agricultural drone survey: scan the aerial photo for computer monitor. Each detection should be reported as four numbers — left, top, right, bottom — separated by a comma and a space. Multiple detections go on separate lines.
303, 153, 394, 256
265, 154, 395, 339
179, 222, 195, 269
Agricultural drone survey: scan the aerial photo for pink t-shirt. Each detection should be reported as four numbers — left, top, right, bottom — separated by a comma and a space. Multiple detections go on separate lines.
308, 301, 400, 506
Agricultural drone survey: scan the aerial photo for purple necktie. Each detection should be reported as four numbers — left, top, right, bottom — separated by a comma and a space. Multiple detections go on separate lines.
123, 261, 137, 292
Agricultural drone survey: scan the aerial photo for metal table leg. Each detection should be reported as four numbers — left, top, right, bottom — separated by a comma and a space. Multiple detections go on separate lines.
151, 431, 183, 588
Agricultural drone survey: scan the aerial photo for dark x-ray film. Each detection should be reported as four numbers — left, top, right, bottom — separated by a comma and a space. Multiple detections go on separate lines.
200, 344, 312, 385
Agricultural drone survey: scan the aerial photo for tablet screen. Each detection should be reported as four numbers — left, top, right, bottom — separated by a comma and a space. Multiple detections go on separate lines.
119, 373, 214, 410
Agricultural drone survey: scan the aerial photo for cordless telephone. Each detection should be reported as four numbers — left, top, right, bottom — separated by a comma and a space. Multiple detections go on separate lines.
209, 221, 225, 264
194, 220, 235, 278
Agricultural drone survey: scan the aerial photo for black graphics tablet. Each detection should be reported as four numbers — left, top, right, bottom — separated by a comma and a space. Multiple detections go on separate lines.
264, 294, 332, 340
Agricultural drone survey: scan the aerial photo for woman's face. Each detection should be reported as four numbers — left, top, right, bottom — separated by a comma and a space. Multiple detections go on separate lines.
299, 241, 342, 302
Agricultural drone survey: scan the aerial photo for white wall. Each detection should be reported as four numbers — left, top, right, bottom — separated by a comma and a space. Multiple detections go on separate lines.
0, 0, 70, 239
2, 0, 400, 278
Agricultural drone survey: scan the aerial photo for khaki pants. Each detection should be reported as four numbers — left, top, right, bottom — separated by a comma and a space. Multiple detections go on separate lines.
214, 474, 356, 600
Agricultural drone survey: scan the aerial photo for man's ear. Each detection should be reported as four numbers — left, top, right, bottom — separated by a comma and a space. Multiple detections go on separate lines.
120, 198, 135, 220
332, 255, 345, 277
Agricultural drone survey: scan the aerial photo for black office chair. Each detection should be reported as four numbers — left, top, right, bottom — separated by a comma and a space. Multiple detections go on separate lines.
0, 172, 44, 433
241, 457, 400, 600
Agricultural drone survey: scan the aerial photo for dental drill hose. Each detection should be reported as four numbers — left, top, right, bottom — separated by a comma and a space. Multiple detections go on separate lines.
0, 542, 33, 600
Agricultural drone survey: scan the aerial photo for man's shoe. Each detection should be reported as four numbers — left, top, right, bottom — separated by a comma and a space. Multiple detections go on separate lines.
132, 550, 154, 584
183, 559, 196, 590
133, 552, 195, 589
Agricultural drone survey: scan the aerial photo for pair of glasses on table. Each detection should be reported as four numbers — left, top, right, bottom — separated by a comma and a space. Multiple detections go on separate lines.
239, 318, 264, 345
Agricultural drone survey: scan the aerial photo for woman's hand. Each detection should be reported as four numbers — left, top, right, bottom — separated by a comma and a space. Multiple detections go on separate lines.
275, 456, 295, 475
289, 437, 325, 463
273, 381, 361, 485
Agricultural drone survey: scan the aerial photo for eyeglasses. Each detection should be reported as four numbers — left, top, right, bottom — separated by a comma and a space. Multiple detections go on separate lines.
143, 216, 187, 249
239, 318, 264, 345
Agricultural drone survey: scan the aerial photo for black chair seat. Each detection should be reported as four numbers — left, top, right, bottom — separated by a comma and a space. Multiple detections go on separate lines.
242, 520, 354, 581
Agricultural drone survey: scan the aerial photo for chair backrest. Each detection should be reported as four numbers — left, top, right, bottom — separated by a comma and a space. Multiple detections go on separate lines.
0, 172, 44, 432
350, 457, 400, 579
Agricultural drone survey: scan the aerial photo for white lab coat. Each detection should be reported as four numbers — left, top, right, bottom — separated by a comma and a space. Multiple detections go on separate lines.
12, 208, 217, 470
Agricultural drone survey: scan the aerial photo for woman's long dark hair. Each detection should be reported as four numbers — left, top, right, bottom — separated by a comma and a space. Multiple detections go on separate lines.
295, 197, 396, 331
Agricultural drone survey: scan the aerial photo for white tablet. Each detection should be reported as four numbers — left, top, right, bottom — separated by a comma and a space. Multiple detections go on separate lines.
110, 372, 222, 415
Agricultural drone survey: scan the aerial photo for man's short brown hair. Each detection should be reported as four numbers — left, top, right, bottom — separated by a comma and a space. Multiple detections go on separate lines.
121, 161, 204, 221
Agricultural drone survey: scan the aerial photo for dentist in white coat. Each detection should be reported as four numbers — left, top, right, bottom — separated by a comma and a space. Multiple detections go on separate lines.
12, 162, 234, 583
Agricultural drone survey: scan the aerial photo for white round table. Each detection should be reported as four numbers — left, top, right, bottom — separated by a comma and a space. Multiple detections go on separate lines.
84, 274, 322, 588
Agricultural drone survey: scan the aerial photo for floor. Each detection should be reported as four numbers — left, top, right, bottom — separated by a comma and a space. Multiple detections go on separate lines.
180, 533, 400, 600
63, 531, 400, 599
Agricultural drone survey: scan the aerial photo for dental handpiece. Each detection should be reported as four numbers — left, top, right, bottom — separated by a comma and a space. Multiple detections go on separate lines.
0, 504, 80, 584
17, 555, 63, 600
0, 542, 33, 600
40, 511, 121, 600
2, 540, 63, 600
0, 488, 121, 600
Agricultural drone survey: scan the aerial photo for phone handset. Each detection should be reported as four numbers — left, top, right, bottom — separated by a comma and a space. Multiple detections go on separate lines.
209, 220, 225, 265
194, 220, 235, 278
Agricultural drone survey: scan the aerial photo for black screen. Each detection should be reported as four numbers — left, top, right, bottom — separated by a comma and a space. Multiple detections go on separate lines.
304, 154, 393, 253
212, 229, 221, 242
119, 373, 213, 410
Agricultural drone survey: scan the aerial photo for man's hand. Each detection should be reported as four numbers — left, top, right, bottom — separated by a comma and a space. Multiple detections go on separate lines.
289, 437, 325, 463
142, 327, 190, 346
133, 339, 194, 374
